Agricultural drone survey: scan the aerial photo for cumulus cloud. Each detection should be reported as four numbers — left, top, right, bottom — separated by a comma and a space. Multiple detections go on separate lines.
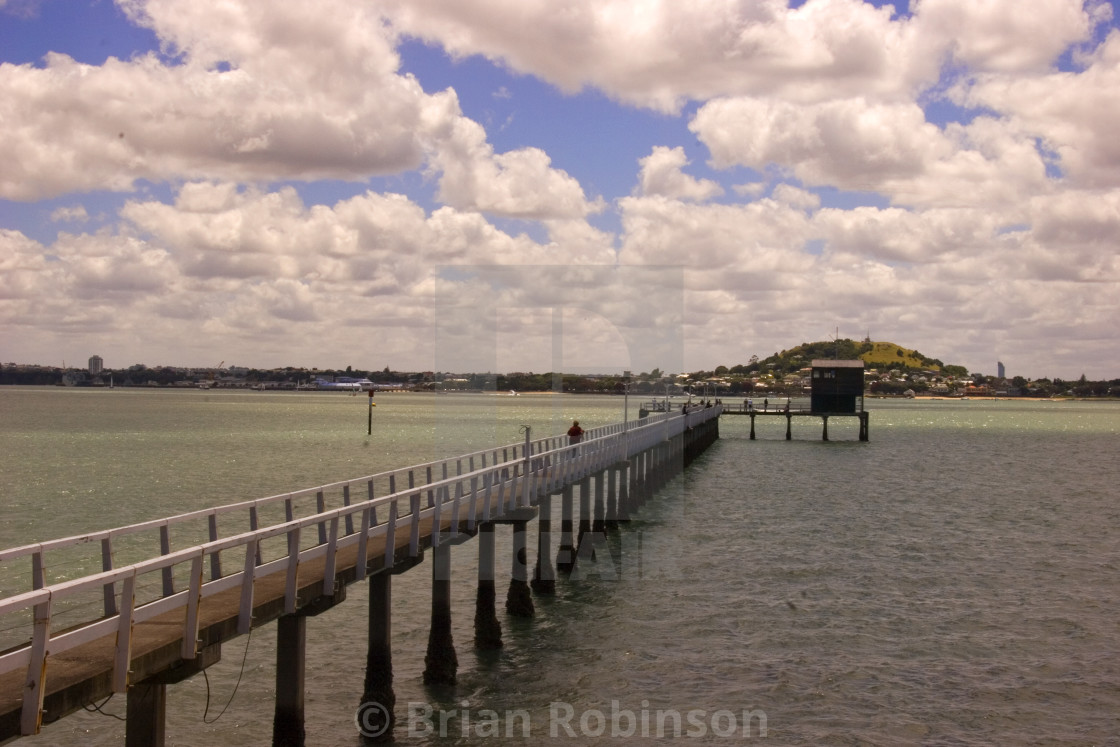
1, 179, 620, 368
691, 96, 1050, 208
426, 105, 602, 218
617, 193, 816, 280
378, 0, 934, 112
636, 146, 723, 201
50, 205, 90, 223
953, 30, 1120, 189
0, 0, 595, 221
914, 0, 1105, 72
0, 6, 430, 199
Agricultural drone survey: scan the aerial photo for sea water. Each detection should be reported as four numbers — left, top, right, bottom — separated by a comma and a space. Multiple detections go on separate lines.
1, 389, 1118, 745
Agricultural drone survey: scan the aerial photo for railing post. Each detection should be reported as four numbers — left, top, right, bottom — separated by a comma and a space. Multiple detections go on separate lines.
31, 550, 44, 590
113, 573, 136, 692
343, 485, 355, 537
159, 524, 173, 597
102, 536, 117, 616
382, 501, 398, 571
250, 504, 263, 566
21, 593, 51, 736
316, 491, 327, 546
284, 526, 301, 614
238, 540, 257, 634
208, 514, 222, 581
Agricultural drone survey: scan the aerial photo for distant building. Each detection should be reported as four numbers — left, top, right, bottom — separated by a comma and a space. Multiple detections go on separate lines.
810, 359, 865, 413
88, 355, 103, 375
997, 361, 1006, 379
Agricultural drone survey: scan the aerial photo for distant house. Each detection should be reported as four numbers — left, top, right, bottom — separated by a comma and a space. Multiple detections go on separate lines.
810, 359, 865, 413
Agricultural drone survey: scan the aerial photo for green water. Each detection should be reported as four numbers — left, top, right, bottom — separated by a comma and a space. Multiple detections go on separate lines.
2, 389, 1119, 745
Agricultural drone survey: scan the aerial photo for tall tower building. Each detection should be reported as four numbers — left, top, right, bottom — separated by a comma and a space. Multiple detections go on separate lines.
89, 355, 104, 375
997, 361, 1005, 379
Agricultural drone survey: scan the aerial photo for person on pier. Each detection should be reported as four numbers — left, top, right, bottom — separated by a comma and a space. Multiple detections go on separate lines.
567, 420, 584, 445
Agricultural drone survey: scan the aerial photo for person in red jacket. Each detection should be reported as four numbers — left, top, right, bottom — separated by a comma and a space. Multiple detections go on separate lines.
567, 420, 584, 444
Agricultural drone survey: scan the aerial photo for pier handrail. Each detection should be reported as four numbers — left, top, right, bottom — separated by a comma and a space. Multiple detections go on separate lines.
0, 410, 679, 599
0, 405, 721, 736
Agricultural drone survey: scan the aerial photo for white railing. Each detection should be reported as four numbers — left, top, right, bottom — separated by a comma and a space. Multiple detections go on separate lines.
0, 405, 720, 737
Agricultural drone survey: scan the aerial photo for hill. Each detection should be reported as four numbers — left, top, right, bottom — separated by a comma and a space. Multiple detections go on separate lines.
741, 340, 967, 378
859, 341, 944, 371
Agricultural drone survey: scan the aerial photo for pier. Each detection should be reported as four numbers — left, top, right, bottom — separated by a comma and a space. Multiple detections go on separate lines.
0, 405, 721, 745
721, 402, 870, 442
721, 359, 870, 442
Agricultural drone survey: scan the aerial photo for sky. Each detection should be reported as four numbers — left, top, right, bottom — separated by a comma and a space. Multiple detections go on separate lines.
2, 0, 1119, 379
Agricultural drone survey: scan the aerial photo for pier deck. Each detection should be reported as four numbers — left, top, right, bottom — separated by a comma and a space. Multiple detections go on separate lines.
0, 405, 721, 743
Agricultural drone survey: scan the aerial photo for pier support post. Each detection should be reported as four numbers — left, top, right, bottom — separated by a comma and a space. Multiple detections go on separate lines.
531, 494, 556, 594
592, 471, 606, 534
361, 571, 395, 743
627, 452, 642, 508
273, 614, 306, 747
859, 413, 869, 442
506, 520, 534, 617
786, 415, 792, 441
656, 441, 669, 488
475, 523, 502, 648
616, 462, 630, 523
605, 466, 619, 531
822, 416, 829, 442
749, 413, 756, 440
423, 542, 457, 685
126, 682, 166, 747
556, 485, 575, 574
638, 451, 649, 507
577, 477, 591, 558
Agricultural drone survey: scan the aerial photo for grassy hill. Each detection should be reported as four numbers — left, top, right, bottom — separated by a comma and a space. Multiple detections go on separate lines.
746, 339, 966, 377
859, 341, 941, 371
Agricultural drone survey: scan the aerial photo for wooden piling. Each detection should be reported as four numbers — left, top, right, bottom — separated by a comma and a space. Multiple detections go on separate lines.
592, 471, 606, 534
474, 523, 502, 648
605, 466, 619, 531
531, 494, 556, 594
361, 572, 395, 743
126, 682, 166, 747
423, 543, 457, 685
576, 476, 591, 558
556, 485, 575, 574
505, 520, 534, 617
273, 614, 306, 747
616, 461, 631, 523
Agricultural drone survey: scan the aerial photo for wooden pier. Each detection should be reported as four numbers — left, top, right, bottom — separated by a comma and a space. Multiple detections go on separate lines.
721, 403, 869, 442
0, 406, 721, 745
721, 359, 870, 442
